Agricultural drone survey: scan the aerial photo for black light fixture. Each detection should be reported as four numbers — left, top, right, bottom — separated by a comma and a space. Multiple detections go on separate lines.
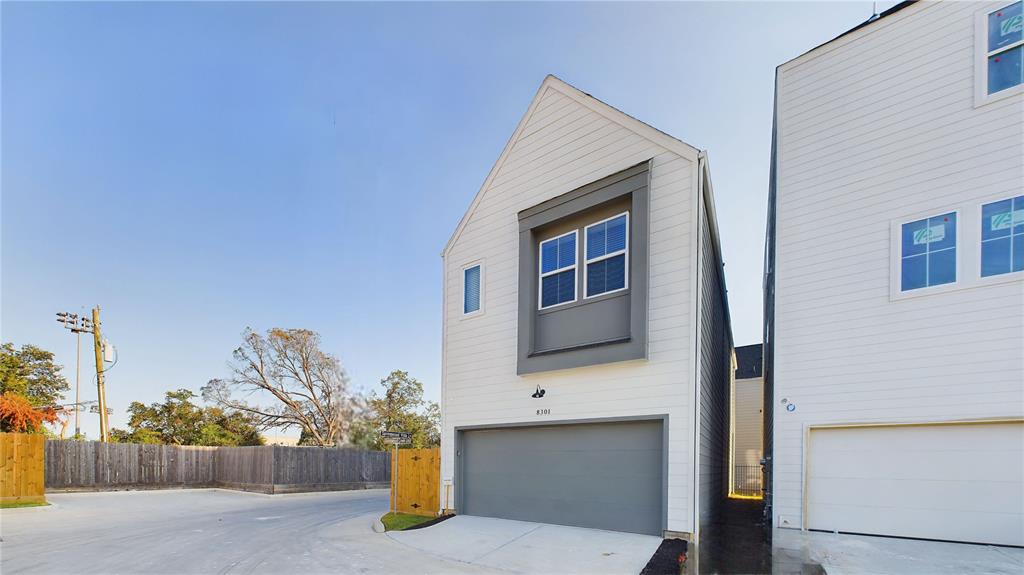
531, 385, 546, 398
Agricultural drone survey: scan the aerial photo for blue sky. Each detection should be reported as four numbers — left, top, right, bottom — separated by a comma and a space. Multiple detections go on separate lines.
2, 1, 888, 438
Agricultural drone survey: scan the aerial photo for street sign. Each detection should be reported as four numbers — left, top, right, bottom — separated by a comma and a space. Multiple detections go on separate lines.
89, 405, 113, 416
381, 430, 412, 444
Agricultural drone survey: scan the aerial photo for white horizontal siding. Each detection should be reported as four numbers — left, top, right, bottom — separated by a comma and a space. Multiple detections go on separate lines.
733, 377, 763, 468
773, 0, 1024, 530
442, 83, 698, 533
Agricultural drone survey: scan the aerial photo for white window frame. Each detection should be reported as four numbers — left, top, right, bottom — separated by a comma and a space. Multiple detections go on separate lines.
978, 195, 1024, 280
461, 261, 484, 318
974, 1, 1024, 107
890, 208, 962, 301
538, 230, 578, 310
583, 211, 630, 300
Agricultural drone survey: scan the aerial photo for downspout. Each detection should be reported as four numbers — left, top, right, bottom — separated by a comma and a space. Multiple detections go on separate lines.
691, 150, 708, 552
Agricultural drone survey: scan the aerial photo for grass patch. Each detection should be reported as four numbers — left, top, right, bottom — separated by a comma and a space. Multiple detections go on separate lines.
1, 501, 49, 509
380, 512, 434, 531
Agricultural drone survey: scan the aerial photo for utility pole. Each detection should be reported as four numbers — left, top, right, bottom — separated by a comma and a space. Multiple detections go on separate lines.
91, 306, 110, 442
75, 330, 81, 436
56, 311, 94, 438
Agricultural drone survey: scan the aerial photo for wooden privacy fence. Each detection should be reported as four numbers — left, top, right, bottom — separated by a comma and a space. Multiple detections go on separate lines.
46, 441, 216, 489
46, 440, 390, 494
393, 447, 439, 517
213, 445, 274, 491
215, 445, 391, 494
1, 433, 46, 505
273, 445, 391, 493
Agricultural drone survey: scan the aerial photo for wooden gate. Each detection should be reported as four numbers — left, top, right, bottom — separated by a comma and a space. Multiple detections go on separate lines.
392, 447, 439, 517
1, 433, 46, 505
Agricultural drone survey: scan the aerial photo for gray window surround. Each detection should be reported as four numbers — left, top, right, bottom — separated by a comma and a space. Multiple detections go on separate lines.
517, 161, 651, 375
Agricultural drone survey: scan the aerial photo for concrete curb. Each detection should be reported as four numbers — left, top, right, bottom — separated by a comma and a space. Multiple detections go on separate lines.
372, 517, 386, 533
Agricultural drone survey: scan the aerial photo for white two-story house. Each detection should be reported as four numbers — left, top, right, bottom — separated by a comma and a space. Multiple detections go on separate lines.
440, 75, 733, 540
764, 1, 1024, 547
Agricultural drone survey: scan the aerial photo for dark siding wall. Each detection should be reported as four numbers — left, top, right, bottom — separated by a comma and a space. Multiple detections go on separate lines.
698, 186, 731, 530
762, 74, 779, 535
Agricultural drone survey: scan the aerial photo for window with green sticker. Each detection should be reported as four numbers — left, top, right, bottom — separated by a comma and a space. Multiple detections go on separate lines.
981, 196, 1024, 277
901, 212, 957, 291
987, 2, 1024, 95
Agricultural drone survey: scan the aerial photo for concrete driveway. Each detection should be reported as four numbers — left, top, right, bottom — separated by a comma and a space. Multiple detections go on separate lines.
0, 489, 500, 574
773, 528, 1024, 575
388, 515, 662, 574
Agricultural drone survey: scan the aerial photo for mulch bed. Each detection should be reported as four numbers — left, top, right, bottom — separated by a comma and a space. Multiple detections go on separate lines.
640, 538, 688, 575
402, 513, 455, 531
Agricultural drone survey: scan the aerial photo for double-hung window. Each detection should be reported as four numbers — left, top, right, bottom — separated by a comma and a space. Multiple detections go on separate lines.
985, 2, 1023, 95
539, 231, 577, 309
584, 212, 629, 297
463, 263, 482, 315
981, 195, 1024, 277
900, 212, 957, 291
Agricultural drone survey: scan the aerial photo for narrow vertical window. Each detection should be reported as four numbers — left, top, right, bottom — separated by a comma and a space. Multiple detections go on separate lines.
900, 212, 957, 291
539, 231, 577, 309
986, 2, 1023, 95
463, 264, 481, 315
981, 196, 1024, 277
585, 212, 629, 297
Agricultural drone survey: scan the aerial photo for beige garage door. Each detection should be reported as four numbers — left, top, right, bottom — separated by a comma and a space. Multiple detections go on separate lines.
807, 422, 1024, 547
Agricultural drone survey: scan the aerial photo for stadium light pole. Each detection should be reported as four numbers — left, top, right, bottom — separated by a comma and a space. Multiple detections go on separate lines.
56, 311, 94, 438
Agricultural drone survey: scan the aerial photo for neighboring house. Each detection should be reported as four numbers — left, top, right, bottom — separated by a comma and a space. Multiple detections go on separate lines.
440, 75, 733, 541
764, 1, 1023, 547
730, 343, 762, 498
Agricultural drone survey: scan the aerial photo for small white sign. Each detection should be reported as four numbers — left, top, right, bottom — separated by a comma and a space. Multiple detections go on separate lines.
913, 224, 946, 245
380, 430, 413, 445
991, 210, 1024, 231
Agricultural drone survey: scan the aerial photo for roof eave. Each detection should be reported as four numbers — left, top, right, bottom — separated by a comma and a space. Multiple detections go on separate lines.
442, 74, 701, 257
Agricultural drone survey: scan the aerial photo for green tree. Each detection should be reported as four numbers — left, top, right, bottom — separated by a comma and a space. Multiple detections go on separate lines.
366, 370, 440, 449
0, 343, 70, 408
110, 389, 263, 446
346, 415, 379, 450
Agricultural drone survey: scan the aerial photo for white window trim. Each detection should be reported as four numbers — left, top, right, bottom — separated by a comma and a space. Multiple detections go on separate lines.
974, 2, 1024, 107
583, 211, 630, 300
978, 195, 1024, 282
538, 230, 578, 310
461, 260, 484, 318
890, 208, 962, 301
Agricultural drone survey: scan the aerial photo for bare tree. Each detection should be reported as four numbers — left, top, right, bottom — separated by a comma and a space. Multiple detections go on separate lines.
202, 328, 358, 446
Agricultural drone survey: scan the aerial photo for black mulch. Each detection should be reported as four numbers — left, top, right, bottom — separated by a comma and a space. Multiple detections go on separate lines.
639, 538, 688, 575
402, 513, 455, 531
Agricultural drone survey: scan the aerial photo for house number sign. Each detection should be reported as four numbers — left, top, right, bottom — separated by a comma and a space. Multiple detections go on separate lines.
536, 408, 551, 415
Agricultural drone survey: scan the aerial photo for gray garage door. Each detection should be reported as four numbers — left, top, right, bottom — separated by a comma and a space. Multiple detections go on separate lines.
459, 420, 663, 535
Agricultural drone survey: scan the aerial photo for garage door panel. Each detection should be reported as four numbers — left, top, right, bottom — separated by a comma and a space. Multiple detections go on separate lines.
807, 422, 1024, 547
470, 492, 660, 535
468, 448, 660, 479
467, 470, 656, 506
812, 449, 1024, 483
810, 503, 1023, 545
460, 420, 663, 535
810, 477, 1024, 514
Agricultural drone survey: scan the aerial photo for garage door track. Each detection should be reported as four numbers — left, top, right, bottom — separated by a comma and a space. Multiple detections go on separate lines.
387, 515, 662, 574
